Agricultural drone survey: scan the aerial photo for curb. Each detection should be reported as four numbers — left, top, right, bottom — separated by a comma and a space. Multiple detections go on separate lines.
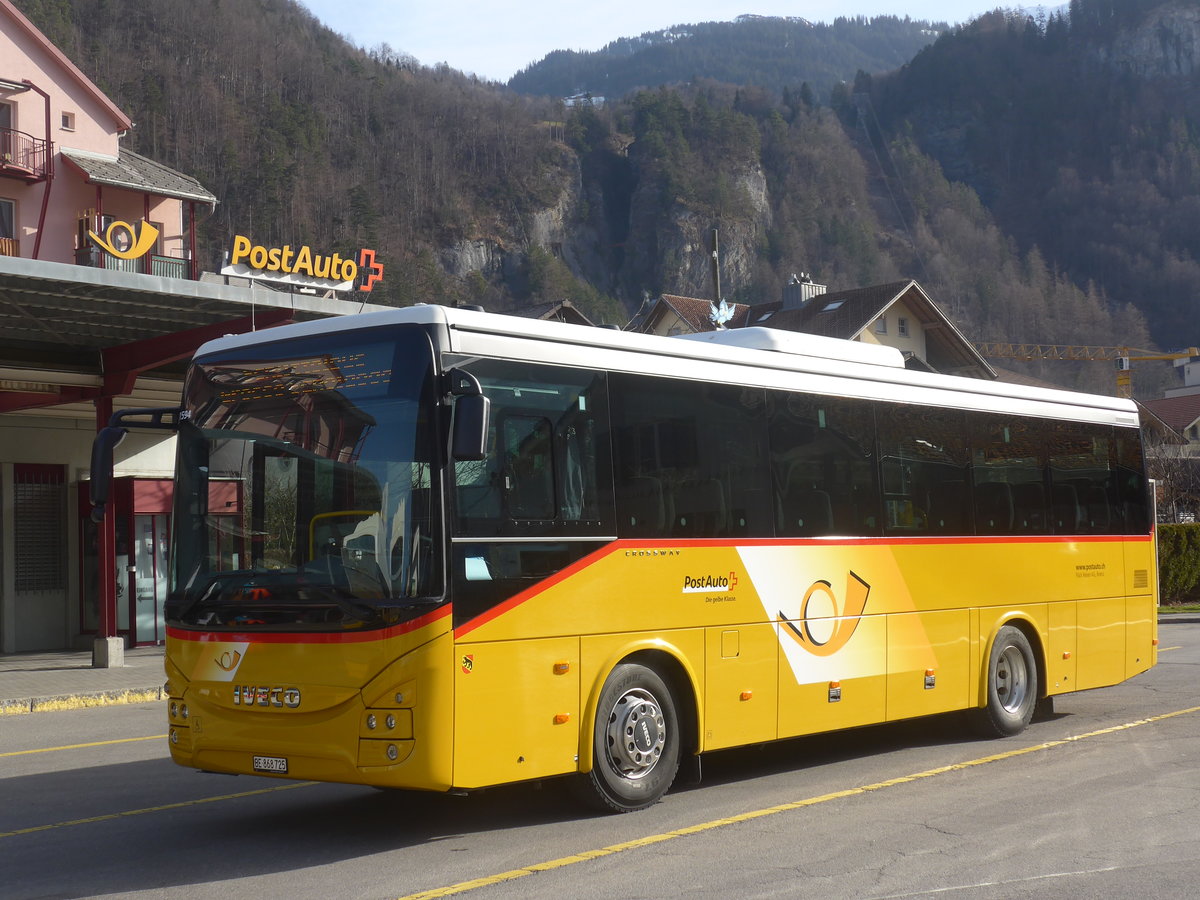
0, 687, 165, 716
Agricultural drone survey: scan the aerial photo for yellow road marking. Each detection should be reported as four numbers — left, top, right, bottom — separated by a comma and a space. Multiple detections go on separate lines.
0, 781, 317, 839
396, 704, 1200, 900
1160, 646, 1182, 652
0, 735, 167, 758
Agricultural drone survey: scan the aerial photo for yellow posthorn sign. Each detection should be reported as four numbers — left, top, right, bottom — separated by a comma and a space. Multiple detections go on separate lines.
89, 219, 160, 259
222, 234, 384, 292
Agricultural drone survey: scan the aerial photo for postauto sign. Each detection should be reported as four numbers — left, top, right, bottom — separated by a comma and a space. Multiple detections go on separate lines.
221, 234, 384, 292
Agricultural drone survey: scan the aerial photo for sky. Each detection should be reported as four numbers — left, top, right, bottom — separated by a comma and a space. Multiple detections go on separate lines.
298, 1, 1010, 84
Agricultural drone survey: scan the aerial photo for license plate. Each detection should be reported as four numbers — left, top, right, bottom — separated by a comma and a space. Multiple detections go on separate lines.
253, 755, 288, 774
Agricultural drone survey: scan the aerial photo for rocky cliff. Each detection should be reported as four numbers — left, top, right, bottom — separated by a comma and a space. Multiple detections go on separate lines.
1096, 3, 1200, 76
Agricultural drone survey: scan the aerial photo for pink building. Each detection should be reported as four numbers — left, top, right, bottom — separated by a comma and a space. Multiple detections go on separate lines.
0, 0, 213, 276
0, 1, 387, 657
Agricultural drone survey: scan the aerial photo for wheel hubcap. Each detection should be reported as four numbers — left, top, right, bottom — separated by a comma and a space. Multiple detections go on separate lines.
605, 688, 666, 779
996, 644, 1029, 713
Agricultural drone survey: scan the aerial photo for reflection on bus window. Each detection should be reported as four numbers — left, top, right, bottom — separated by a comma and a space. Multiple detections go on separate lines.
768, 392, 878, 537
451, 360, 612, 538
169, 326, 440, 631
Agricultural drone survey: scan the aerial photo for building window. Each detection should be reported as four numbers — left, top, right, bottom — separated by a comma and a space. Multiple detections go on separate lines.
898, 317, 909, 337
0, 197, 15, 256
60, 111, 76, 131
874, 316, 888, 335
14, 464, 66, 592
0, 101, 13, 161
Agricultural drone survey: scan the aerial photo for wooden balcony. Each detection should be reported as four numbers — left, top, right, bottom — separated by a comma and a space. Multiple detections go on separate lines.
0, 127, 51, 183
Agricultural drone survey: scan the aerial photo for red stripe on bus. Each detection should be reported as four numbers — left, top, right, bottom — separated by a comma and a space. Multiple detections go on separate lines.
453, 542, 624, 639
451, 532, 1151, 639
166, 602, 451, 644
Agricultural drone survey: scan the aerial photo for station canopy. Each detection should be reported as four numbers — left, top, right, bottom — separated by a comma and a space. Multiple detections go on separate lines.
0, 255, 393, 419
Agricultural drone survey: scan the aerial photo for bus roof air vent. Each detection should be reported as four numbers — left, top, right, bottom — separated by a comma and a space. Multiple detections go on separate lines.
674, 327, 905, 368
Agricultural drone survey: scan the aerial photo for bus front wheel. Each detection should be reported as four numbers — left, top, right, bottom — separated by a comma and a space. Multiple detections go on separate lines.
576, 662, 681, 813
971, 624, 1038, 738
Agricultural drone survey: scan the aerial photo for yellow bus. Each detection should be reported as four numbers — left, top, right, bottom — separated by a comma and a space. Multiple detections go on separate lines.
95, 306, 1157, 812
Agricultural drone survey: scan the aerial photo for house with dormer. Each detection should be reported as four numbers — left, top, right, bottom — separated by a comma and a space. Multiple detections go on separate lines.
629, 277, 995, 380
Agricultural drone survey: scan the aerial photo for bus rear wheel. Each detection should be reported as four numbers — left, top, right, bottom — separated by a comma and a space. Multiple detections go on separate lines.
576, 663, 681, 813
971, 624, 1038, 738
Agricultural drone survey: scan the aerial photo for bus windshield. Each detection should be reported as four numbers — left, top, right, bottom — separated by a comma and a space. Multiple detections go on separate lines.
167, 325, 442, 632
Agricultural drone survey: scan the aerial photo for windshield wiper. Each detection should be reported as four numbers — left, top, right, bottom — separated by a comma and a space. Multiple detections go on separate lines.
295, 584, 382, 623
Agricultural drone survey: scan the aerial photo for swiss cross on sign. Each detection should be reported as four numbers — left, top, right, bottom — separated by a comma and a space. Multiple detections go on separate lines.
461, 655, 474, 675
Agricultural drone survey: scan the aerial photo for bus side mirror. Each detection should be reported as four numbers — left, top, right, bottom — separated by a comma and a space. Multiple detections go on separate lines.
452, 394, 490, 461
447, 368, 490, 461
89, 426, 128, 522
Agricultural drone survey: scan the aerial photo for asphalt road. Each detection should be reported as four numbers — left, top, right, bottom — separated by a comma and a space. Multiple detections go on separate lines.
4, 620, 1199, 900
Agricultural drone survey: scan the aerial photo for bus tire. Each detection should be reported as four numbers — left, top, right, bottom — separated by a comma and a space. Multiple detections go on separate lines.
971, 625, 1038, 738
575, 662, 681, 813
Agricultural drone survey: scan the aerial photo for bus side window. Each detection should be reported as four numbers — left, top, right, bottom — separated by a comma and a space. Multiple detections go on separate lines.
1115, 428, 1149, 533
1049, 422, 1121, 534
450, 360, 613, 537
877, 404, 970, 536
502, 414, 555, 520
970, 414, 1045, 537
611, 374, 770, 539
768, 392, 878, 537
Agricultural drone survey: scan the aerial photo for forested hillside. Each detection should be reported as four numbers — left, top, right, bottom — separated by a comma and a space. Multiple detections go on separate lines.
872, 0, 1200, 351
13, 0, 1193, 396
509, 16, 941, 103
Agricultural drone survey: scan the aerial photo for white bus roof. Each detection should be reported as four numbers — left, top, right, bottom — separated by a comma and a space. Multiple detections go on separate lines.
194, 304, 1141, 428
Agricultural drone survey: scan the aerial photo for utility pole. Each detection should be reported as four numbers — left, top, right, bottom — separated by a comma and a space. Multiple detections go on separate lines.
710, 228, 721, 303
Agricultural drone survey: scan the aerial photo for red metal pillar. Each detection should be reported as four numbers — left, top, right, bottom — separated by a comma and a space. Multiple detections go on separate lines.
24, 79, 54, 260
143, 192, 152, 275
188, 201, 197, 280
95, 396, 117, 640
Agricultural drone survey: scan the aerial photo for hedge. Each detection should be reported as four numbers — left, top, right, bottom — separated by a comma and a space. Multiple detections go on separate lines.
1158, 524, 1200, 604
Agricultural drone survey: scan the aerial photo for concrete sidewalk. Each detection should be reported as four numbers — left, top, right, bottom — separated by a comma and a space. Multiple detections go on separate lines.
0, 646, 166, 715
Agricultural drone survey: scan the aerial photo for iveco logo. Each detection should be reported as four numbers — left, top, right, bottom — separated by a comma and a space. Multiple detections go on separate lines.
232, 686, 301, 708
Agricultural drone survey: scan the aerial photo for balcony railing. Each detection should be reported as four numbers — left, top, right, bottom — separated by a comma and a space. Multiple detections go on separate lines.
0, 236, 18, 257
0, 127, 51, 182
75, 246, 192, 280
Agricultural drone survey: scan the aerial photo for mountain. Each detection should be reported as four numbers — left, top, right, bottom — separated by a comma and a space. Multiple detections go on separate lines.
508, 15, 943, 102
870, 0, 1200, 350
14, 0, 1194, 397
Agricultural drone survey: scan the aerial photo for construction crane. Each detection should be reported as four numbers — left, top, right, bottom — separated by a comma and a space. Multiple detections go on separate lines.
973, 343, 1200, 398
